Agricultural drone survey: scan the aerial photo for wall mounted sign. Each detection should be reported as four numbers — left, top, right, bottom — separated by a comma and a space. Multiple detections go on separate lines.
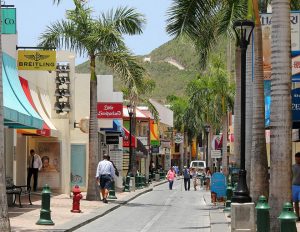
106, 135, 120, 145
97, 103, 123, 119
17, 50, 56, 71
2, 8, 16, 34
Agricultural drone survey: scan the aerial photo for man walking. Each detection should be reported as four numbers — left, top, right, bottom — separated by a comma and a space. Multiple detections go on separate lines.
96, 154, 115, 203
183, 166, 190, 191
27, 149, 42, 192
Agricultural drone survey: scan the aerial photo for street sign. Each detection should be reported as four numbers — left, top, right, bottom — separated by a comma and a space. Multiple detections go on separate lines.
211, 172, 227, 198
211, 150, 221, 158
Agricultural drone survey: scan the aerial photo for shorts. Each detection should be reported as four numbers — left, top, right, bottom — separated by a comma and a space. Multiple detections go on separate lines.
100, 174, 112, 190
292, 185, 300, 202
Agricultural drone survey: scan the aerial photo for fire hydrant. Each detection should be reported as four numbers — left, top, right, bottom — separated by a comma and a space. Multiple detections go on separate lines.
71, 185, 82, 213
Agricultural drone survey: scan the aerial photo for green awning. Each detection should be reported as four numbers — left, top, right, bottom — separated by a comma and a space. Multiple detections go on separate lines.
3, 52, 43, 129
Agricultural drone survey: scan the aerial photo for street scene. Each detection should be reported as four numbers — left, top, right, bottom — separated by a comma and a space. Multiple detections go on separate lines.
0, 0, 299, 231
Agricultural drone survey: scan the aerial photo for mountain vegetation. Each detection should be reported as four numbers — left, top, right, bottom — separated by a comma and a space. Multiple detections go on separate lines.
75, 37, 227, 101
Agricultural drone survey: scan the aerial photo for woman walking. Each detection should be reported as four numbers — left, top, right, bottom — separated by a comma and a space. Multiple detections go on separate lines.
166, 166, 176, 190
205, 167, 212, 191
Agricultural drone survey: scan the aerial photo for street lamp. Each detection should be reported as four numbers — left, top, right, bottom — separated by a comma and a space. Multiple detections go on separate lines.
127, 104, 134, 176
231, 19, 254, 203
204, 125, 210, 168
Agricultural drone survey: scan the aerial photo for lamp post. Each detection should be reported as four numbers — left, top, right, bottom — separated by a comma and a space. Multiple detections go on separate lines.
127, 104, 134, 176
231, 19, 254, 203
204, 125, 210, 168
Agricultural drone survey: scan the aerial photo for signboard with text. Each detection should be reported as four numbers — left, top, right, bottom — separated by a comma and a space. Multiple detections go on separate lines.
2, 8, 16, 34
17, 50, 56, 71
97, 103, 123, 119
211, 172, 227, 198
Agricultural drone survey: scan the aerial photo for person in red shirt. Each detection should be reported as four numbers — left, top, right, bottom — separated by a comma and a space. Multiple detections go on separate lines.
166, 166, 176, 190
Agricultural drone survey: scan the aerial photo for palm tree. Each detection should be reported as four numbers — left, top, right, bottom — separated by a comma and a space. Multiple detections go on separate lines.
269, 0, 292, 230
210, 59, 235, 175
39, 0, 146, 200
249, 0, 269, 202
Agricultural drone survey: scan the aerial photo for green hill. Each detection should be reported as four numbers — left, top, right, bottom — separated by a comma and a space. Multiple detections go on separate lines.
75, 37, 224, 101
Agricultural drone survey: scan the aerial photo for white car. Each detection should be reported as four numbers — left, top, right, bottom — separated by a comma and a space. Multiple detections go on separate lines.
190, 160, 206, 173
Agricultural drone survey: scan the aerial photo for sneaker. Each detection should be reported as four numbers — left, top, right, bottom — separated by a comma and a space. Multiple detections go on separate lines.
103, 198, 108, 204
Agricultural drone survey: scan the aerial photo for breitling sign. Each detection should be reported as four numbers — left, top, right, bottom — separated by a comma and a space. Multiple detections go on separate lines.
17, 50, 56, 71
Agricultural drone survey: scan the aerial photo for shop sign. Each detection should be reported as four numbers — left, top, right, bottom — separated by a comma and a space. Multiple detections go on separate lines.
292, 88, 300, 121
17, 50, 56, 71
211, 172, 227, 198
211, 150, 222, 159
2, 8, 16, 34
174, 133, 183, 144
97, 103, 123, 119
160, 140, 171, 148
151, 146, 159, 153
106, 135, 119, 144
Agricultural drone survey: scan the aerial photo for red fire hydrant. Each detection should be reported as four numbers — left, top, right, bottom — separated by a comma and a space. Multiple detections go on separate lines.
71, 185, 82, 213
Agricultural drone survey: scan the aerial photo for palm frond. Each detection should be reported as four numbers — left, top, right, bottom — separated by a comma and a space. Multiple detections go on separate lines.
103, 7, 146, 35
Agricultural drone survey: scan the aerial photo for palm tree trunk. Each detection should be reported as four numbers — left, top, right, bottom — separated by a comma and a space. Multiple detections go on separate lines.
221, 115, 228, 175
233, 47, 241, 166
250, 0, 269, 202
86, 55, 100, 201
269, 0, 292, 230
245, 38, 253, 190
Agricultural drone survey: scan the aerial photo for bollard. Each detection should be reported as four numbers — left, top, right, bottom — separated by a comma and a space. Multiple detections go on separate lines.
278, 202, 297, 232
108, 181, 117, 199
255, 195, 270, 232
224, 185, 233, 212
123, 175, 131, 192
36, 184, 54, 225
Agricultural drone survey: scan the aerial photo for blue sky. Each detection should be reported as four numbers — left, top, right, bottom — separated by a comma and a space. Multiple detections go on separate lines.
10, 0, 173, 64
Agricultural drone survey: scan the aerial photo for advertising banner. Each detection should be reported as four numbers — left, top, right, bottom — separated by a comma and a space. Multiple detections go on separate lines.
97, 102, 123, 119
37, 142, 61, 189
18, 50, 56, 71
261, 12, 300, 80
2, 8, 16, 34
150, 120, 160, 146
292, 88, 300, 121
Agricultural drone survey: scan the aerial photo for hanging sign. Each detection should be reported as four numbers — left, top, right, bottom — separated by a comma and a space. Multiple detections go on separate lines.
17, 50, 56, 71
2, 8, 16, 34
174, 133, 183, 144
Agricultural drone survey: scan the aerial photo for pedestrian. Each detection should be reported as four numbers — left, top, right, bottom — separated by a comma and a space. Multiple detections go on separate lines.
190, 167, 198, 191
27, 149, 42, 192
166, 166, 176, 190
96, 154, 115, 203
292, 152, 300, 220
183, 166, 190, 191
205, 167, 212, 191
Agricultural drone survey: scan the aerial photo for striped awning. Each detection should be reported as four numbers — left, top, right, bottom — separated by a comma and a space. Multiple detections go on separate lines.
3, 52, 43, 129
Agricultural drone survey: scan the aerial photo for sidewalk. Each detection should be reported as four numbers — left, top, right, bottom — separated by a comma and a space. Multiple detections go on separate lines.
9, 181, 164, 232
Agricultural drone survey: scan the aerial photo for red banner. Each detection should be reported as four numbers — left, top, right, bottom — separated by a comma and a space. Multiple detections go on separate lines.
123, 127, 136, 147
97, 103, 123, 119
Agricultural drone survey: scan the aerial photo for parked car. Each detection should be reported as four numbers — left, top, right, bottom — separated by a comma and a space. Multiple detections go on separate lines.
190, 160, 206, 173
